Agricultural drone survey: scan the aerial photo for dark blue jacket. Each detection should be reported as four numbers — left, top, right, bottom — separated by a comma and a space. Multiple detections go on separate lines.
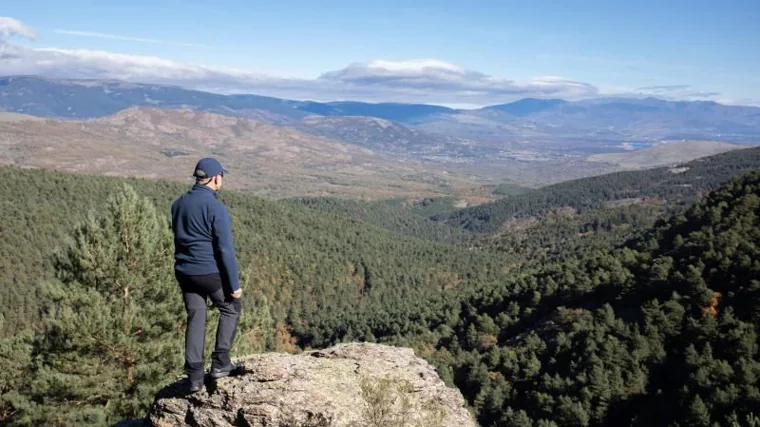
171, 184, 240, 291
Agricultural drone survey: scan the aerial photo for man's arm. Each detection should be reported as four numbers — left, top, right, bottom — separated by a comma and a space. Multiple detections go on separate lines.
211, 203, 241, 294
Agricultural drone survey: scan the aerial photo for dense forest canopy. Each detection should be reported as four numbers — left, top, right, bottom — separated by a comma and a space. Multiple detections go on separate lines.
0, 167, 507, 340
285, 196, 470, 243
1, 149, 760, 426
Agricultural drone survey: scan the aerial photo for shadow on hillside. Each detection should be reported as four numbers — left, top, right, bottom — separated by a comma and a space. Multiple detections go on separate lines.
154, 376, 219, 399
107, 380, 197, 427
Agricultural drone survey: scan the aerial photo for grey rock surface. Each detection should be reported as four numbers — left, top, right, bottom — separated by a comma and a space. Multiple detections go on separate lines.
148, 342, 476, 427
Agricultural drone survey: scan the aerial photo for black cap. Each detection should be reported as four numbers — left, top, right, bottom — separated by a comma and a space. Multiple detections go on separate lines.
193, 157, 228, 178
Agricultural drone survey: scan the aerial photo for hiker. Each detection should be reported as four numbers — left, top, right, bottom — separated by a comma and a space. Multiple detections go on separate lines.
171, 157, 242, 392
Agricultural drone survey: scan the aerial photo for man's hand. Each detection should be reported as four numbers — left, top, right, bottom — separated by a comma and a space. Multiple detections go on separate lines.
231, 289, 243, 299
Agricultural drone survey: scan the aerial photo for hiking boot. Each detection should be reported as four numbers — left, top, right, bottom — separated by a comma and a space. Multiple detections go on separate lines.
188, 378, 204, 393
210, 363, 241, 379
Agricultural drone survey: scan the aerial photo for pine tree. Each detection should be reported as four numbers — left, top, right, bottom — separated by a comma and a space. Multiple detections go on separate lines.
687, 395, 711, 427
16, 185, 184, 426
0, 333, 33, 423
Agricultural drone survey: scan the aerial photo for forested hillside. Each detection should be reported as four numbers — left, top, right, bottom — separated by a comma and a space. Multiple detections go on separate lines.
441, 146, 760, 233
477, 202, 664, 264
0, 167, 505, 340
1, 162, 760, 426
287, 196, 468, 243
0, 167, 518, 425
442, 170, 760, 427
298, 170, 760, 427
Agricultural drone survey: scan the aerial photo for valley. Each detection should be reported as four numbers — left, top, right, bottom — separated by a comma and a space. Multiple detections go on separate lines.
1, 77, 760, 427
2, 145, 760, 426
3, 76, 759, 189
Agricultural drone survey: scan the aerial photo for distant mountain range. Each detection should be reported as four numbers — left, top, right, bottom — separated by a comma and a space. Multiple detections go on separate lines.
2, 75, 760, 187
2, 75, 758, 142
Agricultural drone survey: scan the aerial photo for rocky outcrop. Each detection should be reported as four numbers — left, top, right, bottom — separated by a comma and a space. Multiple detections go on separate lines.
148, 343, 476, 427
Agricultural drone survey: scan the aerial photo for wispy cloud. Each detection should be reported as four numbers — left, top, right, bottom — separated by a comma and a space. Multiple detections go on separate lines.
0, 17, 37, 41
635, 84, 722, 101
637, 85, 691, 91
53, 29, 208, 48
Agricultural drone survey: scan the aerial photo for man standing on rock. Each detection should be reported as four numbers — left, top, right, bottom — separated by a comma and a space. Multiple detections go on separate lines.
171, 157, 242, 392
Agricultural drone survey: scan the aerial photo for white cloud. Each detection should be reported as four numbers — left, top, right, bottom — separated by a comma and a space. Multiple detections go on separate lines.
366, 59, 466, 73
323, 59, 478, 84
716, 98, 760, 107
319, 60, 598, 99
0, 16, 600, 105
0, 17, 37, 41
634, 84, 722, 101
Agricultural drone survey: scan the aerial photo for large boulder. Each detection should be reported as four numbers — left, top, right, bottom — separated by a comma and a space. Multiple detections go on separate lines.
148, 343, 476, 427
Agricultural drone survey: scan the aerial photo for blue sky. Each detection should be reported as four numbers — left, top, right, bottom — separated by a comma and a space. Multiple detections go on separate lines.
2, 0, 759, 106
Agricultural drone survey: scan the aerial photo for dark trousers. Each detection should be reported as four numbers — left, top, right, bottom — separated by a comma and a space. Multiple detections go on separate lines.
175, 271, 241, 381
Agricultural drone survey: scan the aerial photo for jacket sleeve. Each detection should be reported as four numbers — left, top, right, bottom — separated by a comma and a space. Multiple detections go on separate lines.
211, 203, 240, 292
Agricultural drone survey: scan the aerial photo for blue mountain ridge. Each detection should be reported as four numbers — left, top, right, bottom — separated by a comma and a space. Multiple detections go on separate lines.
2, 75, 759, 145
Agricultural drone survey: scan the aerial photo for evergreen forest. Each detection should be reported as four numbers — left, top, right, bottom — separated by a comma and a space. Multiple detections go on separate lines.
2, 147, 760, 426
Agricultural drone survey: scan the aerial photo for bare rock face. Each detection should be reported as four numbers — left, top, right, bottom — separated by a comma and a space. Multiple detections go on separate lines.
148, 343, 476, 427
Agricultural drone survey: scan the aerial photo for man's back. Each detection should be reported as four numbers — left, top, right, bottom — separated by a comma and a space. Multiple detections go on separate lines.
171, 184, 239, 290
